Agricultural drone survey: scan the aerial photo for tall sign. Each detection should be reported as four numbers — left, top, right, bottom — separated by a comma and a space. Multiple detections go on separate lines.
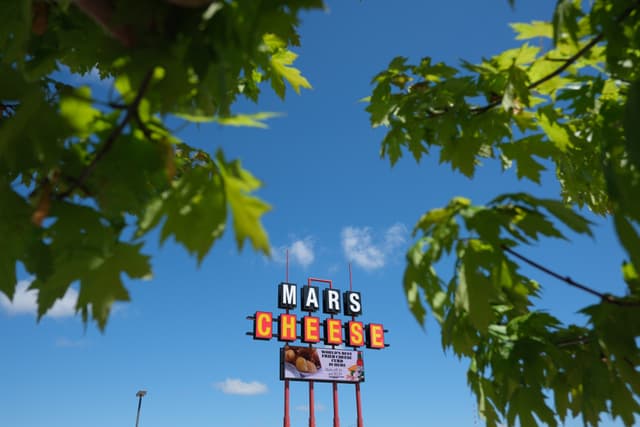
247, 275, 388, 427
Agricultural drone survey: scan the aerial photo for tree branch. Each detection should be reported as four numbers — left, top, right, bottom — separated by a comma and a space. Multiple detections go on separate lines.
73, 0, 135, 47
527, 34, 605, 91
57, 69, 155, 200
133, 111, 160, 142
430, 3, 640, 119
501, 245, 640, 307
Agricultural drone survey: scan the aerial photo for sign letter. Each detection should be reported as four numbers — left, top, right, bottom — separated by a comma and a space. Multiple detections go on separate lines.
343, 291, 362, 316
278, 314, 297, 341
366, 323, 385, 349
347, 321, 364, 347
323, 289, 341, 314
278, 283, 297, 309
253, 311, 273, 340
324, 318, 343, 345
302, 316, 321, 343
302, 286, 319, 312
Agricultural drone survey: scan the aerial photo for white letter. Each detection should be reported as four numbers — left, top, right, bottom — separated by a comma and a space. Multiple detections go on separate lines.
279, 283, 297, 309
303, 287, 319, 311
348, 292, 361, 315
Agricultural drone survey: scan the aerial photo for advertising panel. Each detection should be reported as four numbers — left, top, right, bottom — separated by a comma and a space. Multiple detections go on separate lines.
280, 345, 364, 383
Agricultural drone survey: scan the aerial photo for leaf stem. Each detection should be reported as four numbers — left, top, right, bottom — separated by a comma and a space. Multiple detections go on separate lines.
501, 244, 640, 307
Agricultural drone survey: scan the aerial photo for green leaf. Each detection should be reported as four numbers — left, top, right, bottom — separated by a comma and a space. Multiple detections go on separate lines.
552, 0, 581, 46
439, 135, 483, 177
0, 186, 34, 299
76, 242, 151, 330
514, 209, 565, 241
139, 166, 227, 264
494, 44, 540, 68
538, 198, 593, 237
174, 111, 283, 128
510, 21, 553, 40
0, 1, 31, 64
623, 80, 640, 172
614, 215, 640, 273
59, 87, 101, 138
216, 152, 271, 254
503, 65, 530, 111
455, 262, 493, 333
501, 135, 555, 183
270, 49, 312, 97
538, 107, 572, 151
622, 261, 640, 295
404, 276, 427, 325
215, 112, 283, 128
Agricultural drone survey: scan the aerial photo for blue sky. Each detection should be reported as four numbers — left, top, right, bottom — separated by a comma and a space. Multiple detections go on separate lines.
0, 1, 632, 427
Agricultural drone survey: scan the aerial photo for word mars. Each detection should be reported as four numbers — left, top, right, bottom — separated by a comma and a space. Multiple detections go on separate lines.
252, 282, 386, 349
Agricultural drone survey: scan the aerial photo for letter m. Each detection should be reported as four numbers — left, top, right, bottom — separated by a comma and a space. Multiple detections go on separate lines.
278, 283, 297, 309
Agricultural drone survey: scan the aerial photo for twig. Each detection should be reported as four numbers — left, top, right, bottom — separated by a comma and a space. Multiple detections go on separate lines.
57, 69, 155, 199
133, 112, 157, 141
61, 174, 92, 196
526, 34, 605, 91
555, 336, 592, 348
501, 245, 640, 307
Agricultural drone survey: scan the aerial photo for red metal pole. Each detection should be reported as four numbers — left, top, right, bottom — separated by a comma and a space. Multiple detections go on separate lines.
355, 382, 363, 427
283, 380, 290, 427
333, 382, 340, 427
309, 381, 316, 427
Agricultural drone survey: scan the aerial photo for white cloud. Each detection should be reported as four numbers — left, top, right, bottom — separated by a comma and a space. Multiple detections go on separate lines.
214, 378, 268, 395
384, 223, 408, 248
289, 239, 315, 267
0, 280, 78, 318
341, 223, 408, 271
341, 227, 385, 270
272, 237, 315, 268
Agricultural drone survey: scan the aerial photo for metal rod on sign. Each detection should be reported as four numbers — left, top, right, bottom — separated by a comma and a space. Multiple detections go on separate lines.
309, 381, 316, 427
355, 382, 363, 427
307, 277, 333, 289
351, 262, 363, 427
333, 382, 340, 427
283, 249, 291, 427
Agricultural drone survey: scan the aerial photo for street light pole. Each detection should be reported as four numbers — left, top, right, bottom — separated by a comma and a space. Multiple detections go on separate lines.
135, 390, 147, 427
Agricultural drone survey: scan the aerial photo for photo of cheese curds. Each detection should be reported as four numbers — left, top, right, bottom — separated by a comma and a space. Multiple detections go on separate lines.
283, 345, 321, 375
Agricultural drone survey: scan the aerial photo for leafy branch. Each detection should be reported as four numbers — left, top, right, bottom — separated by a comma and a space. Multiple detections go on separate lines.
412, 2, 639, 120
56, 69, 155, 200
501, 244, 640, 307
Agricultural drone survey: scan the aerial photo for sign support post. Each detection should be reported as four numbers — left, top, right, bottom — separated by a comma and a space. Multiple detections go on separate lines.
283, 250, 292, 427
333, 382, 340, 427
356, 382, 364, 427
283, 380, 290, 427
309, 381, 316, 427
